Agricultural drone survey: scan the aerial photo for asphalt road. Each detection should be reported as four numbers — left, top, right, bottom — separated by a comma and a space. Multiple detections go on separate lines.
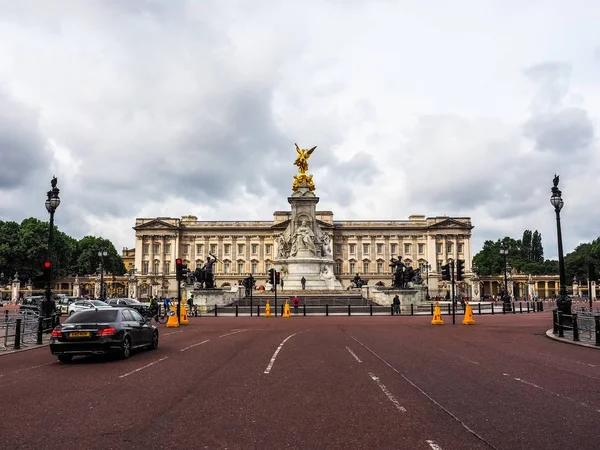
1, 311, 599, 449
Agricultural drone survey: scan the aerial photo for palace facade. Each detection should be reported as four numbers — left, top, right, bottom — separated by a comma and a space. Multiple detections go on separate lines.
132, 213, 475, 299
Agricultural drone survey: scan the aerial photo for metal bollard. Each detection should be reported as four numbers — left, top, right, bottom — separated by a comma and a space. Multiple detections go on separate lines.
14, 318, 22, 350
235, 304, 238, 317
572, 313, 579, 341
519, 303, 523, 314
326, 304, 329, 316
37, 317, 43, 345
430, 304, 434, 315
303, 304, 306, 316
214, 305, 217, 317
552, 309, 558, 334
257, 305, 260, 317
4, 309, 8, 322
348, 304, 351, 316
447, 304, 451, 316
558, 312, 564, 337
478, 303, 481, 315
370, 304, 373, 316
595, 316, 600, 346
491, 303, 494, 315
512, 303, 516, 314
527, 302, 530, 313
410, 304, 414, 316
391, 305, 394, 316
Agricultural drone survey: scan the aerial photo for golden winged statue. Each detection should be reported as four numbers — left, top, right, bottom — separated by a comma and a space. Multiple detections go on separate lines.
294, 143, 317, 175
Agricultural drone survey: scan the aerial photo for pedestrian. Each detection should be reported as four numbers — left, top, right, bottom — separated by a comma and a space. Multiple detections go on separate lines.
301, 277, 306, 290
293, 296, 299, 314
393, 294, 400, 315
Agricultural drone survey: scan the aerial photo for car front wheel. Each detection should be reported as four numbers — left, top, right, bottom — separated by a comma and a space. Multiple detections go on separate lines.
120, 336, 131, 359
148, 331, 158, 350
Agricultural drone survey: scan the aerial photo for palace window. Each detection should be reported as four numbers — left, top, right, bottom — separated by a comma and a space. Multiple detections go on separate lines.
436, 243, 442, 254
251, 244, 258, 254
404, 244, 411, 254
377, 262, 383, 274
335, 262, 342, 274
363, 262, 369, 273
335, 244, 342, 254
143, 244, 149, 255
237, 262, 244, 274
153, 261, 160, 275
238, 244, 244, 255
224, 244, 231, 255
363, 244, 370, 254
142, 261, 149, 275
350, 262, 356, 274
437, 260, 442, 272
377, 243, 383, 254
265, 244, 272, 255
183, 244, 190, 255
165, 243, 171, 255
447, 243, 453, 253
349, 244, 356, 255
164, 261, 170, 275
195, 259, 203, 269
251, 263, 257, 274
153, 243, 160, 254
391, 244, 397, 255
210, 244, 217, 254
418, 244, 424, 254
458, 243, 464, 253
197, 244, 204, 254
224, 262, 230, 274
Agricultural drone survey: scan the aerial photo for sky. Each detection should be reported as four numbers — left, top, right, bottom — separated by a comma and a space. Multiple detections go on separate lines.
1, 0, 599, 260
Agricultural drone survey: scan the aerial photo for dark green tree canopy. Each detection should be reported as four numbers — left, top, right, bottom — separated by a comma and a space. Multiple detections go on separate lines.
0, 218, 125, 287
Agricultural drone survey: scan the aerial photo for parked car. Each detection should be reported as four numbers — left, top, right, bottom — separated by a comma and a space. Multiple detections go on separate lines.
57, 297, 81, 315
19, 296, 60, 315
50, 307, 159, 362
105, 298, 149, 315
67, 300, 111, 315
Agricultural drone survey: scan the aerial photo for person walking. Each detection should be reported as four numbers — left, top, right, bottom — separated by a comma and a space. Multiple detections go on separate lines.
293, 296, 300, 314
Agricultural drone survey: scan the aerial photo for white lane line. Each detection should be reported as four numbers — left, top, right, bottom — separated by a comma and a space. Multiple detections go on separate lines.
346, 346, 362, 363
347, 332, 497, 450
426, 440, 443, 450
368, 372, 406, 412
162, 330, 183, 337
504, 372, 600, 413
118, 357, 168, 379
264, 333, 297, 374
538, 352, 596, 368
0, 361, 57, 378
219, 329, 247, 338
438, 349, 479, 365
180, 340, 210, 352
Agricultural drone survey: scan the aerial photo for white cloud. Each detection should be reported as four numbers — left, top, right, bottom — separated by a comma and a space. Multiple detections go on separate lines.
0, 0, 599, 260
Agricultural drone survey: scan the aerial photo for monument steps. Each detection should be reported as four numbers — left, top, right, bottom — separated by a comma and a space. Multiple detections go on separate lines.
232, 295, 368, 307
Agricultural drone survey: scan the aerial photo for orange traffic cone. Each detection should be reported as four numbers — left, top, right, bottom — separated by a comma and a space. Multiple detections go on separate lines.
282, 300, 291, 318
431, 301, 444, 325
166, 305, 179, 328
462, 301, 476, 325
264, 300, 272, 317
180, 303, 189, 325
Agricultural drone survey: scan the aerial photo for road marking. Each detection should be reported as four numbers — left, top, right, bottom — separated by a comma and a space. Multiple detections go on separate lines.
219, 329, 247, 338
0, 361, 56, 378
264, 333, 297, 374
346, 346, 362, 363
118, 357, 168, 378
426, 440, 443, 450
162, 330, 183, 337
180, 340, 210, 352
438, 349, 479, 365
538, 352, 596, 367
346, 332, 498, 450
368, 372, 406, 412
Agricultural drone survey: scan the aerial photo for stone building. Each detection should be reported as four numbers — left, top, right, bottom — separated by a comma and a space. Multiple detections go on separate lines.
132, 213, 475, 299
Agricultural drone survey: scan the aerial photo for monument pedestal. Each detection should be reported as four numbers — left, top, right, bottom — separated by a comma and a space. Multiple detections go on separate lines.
186, 286, 239, 313
366, 286, 427, 307
277, 257, 342, 290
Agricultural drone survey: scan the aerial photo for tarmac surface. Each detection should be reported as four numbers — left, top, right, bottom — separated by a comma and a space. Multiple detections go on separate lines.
1, 311, 599, 449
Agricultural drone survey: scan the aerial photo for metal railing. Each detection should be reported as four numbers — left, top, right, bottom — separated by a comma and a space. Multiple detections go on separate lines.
552, 308, 600, 346
1, 310, 60, 351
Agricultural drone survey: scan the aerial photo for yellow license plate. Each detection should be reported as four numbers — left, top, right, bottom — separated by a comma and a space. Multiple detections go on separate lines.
69, 332, 90, 338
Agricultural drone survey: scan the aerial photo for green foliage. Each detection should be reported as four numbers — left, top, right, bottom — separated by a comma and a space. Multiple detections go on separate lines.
564, 240, 600, 283
473, 230, 555, 276
0, 218, 125, 287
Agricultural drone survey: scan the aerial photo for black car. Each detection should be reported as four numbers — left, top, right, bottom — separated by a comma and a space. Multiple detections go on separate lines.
50, 307, 158, 362
106, 298, 149, 315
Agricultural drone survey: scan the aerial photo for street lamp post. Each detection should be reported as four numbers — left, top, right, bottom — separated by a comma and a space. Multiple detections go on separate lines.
98, 249, 108, 300
44, 177, 61, 318
422, 264, 431, 299
550, 174, 570, 315
499, 244, 512, 312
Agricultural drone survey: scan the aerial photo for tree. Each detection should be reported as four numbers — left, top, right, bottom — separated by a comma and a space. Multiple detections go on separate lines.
521, 230, 532, 261
531, 231, 544, 263
75, 236, 126, 276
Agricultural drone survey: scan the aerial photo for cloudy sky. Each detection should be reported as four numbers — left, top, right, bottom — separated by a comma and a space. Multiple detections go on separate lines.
1, 0, 599, 259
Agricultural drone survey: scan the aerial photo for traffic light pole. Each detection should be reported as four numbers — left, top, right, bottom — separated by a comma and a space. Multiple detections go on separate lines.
451, 260, 456, 325
274, 278, 278, 317
177, 278, 181, 325
43, 208, 56, 319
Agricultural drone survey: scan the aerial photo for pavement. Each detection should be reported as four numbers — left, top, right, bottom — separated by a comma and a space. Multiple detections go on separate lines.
1, 311, 599, 449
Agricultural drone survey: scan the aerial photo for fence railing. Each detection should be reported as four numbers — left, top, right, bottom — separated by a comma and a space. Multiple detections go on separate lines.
553, 309, 600, 346
194, 301, 546, 317
1, 310, 60, 351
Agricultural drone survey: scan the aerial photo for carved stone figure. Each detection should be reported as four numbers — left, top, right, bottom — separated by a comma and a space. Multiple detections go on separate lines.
320, 233, 332, 257
276, 233, 291, 258
319, 265, 335, 280
291, 220, 317, 256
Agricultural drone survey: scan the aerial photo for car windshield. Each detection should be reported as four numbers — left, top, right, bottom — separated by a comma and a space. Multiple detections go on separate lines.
125, 299, 141, 304
64, 309, 118, 323
91, 300, 109, 307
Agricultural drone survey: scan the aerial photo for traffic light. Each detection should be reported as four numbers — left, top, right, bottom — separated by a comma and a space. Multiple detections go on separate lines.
456, 259, 465, 281
275, 271, 281, 285
268, 268, 275, 285
176, 258, 183, 281
43, 260, 52, 281
440, 264, 450, 281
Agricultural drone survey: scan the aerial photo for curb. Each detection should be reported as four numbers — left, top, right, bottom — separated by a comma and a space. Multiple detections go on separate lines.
545, 329, 600, 350
0, 343, 50, 357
